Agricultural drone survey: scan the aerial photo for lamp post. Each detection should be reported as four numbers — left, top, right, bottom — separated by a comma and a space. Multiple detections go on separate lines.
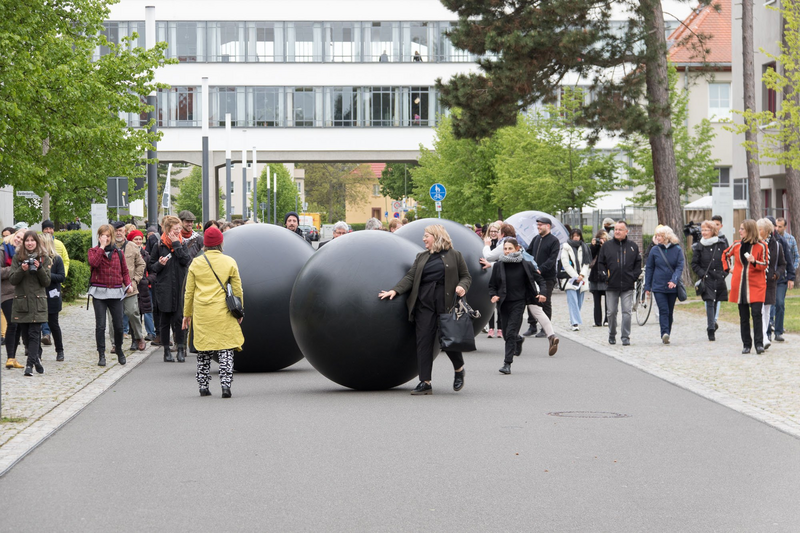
225, 113, 232, 222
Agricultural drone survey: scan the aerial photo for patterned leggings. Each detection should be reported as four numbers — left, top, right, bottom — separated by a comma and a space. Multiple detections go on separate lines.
196, 349, 234, 389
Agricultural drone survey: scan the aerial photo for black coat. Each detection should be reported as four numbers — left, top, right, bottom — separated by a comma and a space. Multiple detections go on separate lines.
137, 247, 153, 314
46, 254, 65, 314
525, 233, 561, 280
691, 240, 728, 302
148, 240, 191, 313
488, 259, 544, 308
597, 237, 642, 291
765, 235, 786, 305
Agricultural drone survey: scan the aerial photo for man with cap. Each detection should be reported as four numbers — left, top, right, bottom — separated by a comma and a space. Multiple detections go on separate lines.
109, 221, 147, 351
602, 218, 615, 237
522, 216, 561, 337
40, 220, 70, 346
284, 211, 308, 241
178, 210, 204, 260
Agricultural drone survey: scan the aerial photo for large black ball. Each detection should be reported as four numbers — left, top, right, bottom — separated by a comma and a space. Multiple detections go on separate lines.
290, 231, 423, 390
395, 218, 492, 335
223, 224, 313, 372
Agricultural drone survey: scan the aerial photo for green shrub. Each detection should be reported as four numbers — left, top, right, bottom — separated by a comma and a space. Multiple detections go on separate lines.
349, 223, 366, 232
58, 230, 93, 263
62, 259, 91, 302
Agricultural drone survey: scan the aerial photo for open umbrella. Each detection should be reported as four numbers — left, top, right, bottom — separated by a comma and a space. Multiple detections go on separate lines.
505, 210, 569, 249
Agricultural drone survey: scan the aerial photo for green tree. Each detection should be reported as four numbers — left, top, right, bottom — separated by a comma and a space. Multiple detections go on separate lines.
379, 163, 416, 200
253, 164, 298, 224
411, 114, 500, 223
492, 88, 618, 215
728, 0, 800, 226
620, 65, 720, 205
0, 0, 172, 223
174, 166, 225, 219
301, 164, 371, 223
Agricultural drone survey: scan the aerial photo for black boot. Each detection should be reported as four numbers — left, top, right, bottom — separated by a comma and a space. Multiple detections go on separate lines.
199, 388, 211, 397
221, 386, 232, 398
453, 368, 465, 391
176, 345, 186, 363
56, 350, 65, 361
98, 353, 106, 367
163, 347, 175, 362
707, 329, 715, 341
499, 363, 511, 374
116, 346, 126, 365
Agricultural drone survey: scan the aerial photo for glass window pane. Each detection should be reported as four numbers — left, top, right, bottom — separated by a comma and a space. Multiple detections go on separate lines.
293, 87, 316, 126
209, 22, 244, 62
403, 22, 430, 62
170, 22, 205, 62
330, 87, 358, 126
370, 87, 395, 126
364, 22, 398, 62
247, 22, 283, 62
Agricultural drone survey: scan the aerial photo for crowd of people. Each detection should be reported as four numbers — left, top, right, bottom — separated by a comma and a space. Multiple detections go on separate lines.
2, 209, 797, 397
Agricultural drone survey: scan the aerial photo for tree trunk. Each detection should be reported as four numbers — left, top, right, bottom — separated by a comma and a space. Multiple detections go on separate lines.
742, 0, 763, 218
786, 166, 800, 234
42, 193, 50, 222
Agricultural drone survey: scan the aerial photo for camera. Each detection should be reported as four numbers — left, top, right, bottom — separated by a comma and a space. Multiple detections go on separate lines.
23, 257, 38, 272
683, 221, 702, 243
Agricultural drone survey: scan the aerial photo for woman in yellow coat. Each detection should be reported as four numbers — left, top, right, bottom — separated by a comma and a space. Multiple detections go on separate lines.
182, 226, 244, 398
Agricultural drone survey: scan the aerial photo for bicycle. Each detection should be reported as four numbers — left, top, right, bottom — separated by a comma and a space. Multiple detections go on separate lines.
633, 272, 652, 326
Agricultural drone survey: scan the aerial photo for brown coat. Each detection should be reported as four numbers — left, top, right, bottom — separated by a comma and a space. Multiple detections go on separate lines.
391, 248, 471, 321
118, 241, 145, 297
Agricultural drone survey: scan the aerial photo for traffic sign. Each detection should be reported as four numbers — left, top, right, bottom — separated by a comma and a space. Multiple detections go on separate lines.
435, 201, 442, 212
15, 191, 40, 200
392, 201, 402, 212
393, 212, 400, 218
429, 183, 446, 202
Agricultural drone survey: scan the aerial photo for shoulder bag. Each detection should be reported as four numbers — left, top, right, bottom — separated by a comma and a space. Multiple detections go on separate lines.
204, 255, 244, 319
694, 244, 717, 297
439, 295, 480, 352
656, 246, 687, 301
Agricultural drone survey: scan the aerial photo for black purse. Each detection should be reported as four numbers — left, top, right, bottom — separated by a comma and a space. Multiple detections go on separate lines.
204, 255, 244, 319
439, 296, 480, 352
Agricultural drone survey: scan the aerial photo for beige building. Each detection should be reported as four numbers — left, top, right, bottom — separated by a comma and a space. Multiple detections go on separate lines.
345, 163, 418, 224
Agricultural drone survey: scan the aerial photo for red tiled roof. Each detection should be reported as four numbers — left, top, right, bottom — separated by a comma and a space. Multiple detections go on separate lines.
668, 0, 731, 64
351, 163, 387, 178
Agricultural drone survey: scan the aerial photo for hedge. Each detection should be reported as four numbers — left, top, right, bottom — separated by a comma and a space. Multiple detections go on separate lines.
58, 230, 93, 264
62, 260, 91, 302
349, 223, 366, 232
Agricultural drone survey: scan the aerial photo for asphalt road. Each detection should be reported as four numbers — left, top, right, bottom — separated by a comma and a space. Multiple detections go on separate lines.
2, 334, 799, 532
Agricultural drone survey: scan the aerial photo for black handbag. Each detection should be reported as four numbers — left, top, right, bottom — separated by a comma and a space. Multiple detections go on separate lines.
204, 255, 244, 319
439, 296, 480, 352
655, 246, 687, 302
694, 243, 717, 297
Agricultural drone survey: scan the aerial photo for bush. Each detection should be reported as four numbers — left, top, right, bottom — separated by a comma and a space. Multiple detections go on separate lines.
62, 260, 91, 302
58, 230, 93, 263
349, 223, 366, 232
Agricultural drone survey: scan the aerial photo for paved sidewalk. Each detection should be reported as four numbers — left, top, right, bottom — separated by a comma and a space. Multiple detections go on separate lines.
542, 290, 800, 437
0, 302, 156, 475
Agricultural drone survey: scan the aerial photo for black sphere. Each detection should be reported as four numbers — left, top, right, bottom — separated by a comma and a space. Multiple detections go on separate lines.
223, 224, 313, 372
290, 231, 423, 390
395, 218, 492, 335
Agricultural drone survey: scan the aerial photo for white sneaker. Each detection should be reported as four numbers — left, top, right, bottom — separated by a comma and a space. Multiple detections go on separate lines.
662, 333, 670, 345
571, 325, 579, 331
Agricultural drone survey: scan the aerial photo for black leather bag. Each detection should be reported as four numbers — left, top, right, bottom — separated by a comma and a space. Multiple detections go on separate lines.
204, 255, 244, 319
439, 296, 479, 352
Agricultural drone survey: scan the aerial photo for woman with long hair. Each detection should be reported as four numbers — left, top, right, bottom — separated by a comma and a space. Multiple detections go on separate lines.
9, 231, 52, 375
724, 219, 769, 354
2, 229, 25, 369
561, 228, 592, 331
644, 225, 684, 344
41, 236, 66, 361
88, 224, 132, 366
379, 224, 471, 395
690, 220, 728, 341
483, 222, 502, 337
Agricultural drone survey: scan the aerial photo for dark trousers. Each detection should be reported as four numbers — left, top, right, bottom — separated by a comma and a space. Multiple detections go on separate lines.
500, 300, 525, 364
414, 282, 463, 383
591, 290, 606, 326
19, 323, 43, 368
160, 310, 184, 348
653, 292, 677, 336
528, 278, 556, 325
705, 299, 721, 331
47, 312, 64, 352
2, 299, 21, 359
92, 297, 123, 355
738, 302, 764, 349
488, 310, 502, 331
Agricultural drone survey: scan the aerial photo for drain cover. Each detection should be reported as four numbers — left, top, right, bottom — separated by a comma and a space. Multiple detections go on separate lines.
547, 411, 631, 419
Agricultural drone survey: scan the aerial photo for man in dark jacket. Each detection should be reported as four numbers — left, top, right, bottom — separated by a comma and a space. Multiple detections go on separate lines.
597, 221, 641, 346
285, 211, 311, 243
522, 217, 561, 337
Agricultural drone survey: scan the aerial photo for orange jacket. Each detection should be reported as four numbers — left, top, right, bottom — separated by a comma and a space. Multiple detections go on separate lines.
723, 240, 768, 304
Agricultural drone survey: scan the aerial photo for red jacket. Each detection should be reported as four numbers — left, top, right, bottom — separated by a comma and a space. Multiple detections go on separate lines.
723, 240, 768, 304
88, 246, 132, 289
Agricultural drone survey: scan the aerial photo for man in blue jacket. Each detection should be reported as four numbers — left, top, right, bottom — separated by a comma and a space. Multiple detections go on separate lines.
597, 221, 642, 346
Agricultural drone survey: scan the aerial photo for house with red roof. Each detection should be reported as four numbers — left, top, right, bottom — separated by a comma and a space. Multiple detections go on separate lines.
345, 163, 418, 225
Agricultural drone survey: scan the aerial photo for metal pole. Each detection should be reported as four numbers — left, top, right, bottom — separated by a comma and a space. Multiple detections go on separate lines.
266, 168, 271, 224
241, 130, 248, 219
252, 146, 258, 222
225, 113, 232, 222
273, 171, 277, 225
145, 6, 158, 227
201, 77, 210, 224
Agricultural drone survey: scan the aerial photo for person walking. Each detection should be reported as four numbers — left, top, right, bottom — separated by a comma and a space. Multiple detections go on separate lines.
597, 221, 642, 346
379, 224, 471, 395
773, 217, 797, 342
691, 220, 728, 341
149, 215, 192, 363
758, 218, 785, 350
110, 222, 146, 352
588, 230, 609, 327
483, 222, 502, 337
523, 217, 561, 337
2, 230, 24, 369
723, 219, 769, 354
129, 230, 156, 341
561, 228, 591, 331
489, 238, 548, 374
88, 225, 132, 366
182, 226, 244, 398
178, 210, 204, 260
644, 225, 684, 344
41, 237, 66, 361
40, 220, 69, 347
10, 231, 52, 375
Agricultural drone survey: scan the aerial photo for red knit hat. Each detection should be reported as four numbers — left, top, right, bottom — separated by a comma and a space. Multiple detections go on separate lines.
127, 229, 144, 241
204, 226, 224, 247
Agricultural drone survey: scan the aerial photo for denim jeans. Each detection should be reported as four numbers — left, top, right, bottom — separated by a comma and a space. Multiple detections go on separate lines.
606, 290, 633, 342
143, 312, 156, 337
772, 283, 788, 335
653, 292, 677, 337
566, 289, 585, 326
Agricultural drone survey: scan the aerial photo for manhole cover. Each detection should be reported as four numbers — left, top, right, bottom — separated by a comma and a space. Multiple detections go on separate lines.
547, 411, 631, 419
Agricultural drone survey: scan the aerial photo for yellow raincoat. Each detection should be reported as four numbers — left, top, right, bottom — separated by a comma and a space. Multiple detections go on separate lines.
184, 250, 244, 351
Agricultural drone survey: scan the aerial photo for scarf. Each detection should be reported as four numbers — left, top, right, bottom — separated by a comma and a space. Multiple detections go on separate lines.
567, 240, 589, 272
499, 251, 524, 263
161, 231, 183, 252
181, 227, 194, 240
700, 236, 719, 246
2, 242, 15, 267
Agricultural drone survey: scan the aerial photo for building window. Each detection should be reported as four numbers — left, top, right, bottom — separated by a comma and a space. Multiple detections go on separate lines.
159, 21, 206, 62
408, 87, 430, 126
363, 22, 399, 62
210, 87, 245, 126
287, 22, 322, 62
325, 22, 360, 62
708, 83, 731, 120
290, 87, 319, 127
158, 87, 201, 127
248, 87, 284, 127
208, 22, 245, 62
734, 178, 748, 201
372, 184, 381, 196
712, 167, 731, 187
95, 22, 146, 60
325, 87, 359, 126
763, 62, 777, 116
762, 188, 771, 216
402, 22, 433, 62
367, 87, 397, 127
246, 22, 284, 62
